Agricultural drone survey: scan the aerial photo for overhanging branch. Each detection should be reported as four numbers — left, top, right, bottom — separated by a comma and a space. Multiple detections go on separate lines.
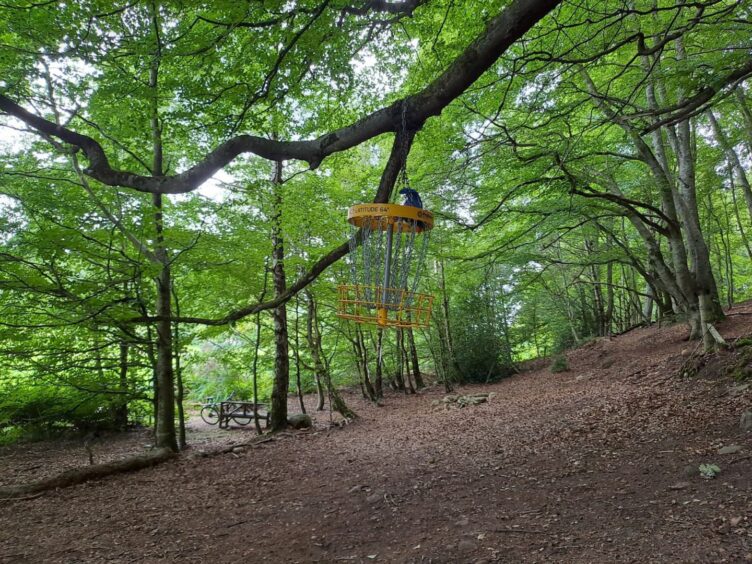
129, 129, 415, 325
640, 57, 752, 133
0, 0, 562, 194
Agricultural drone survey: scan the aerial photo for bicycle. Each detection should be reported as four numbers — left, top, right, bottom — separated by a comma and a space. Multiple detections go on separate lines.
200, 391, 235, 425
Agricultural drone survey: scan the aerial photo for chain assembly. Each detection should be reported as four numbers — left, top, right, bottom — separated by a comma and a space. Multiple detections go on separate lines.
394, 100, 411, 203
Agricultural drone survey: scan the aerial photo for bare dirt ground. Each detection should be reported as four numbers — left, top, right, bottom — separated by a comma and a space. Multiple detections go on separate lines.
2, 305, 752, 563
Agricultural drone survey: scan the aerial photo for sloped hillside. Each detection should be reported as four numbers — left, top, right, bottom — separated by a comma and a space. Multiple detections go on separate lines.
2, 305, 752, 563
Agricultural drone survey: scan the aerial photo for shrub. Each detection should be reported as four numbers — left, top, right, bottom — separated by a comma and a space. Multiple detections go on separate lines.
549, 355, 569, 373
0, 383, 127, 436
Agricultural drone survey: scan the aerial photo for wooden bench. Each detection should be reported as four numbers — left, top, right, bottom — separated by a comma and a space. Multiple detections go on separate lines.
218, 401, 270, 429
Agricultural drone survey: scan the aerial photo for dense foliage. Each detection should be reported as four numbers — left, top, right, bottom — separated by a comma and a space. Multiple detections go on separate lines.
1, 0, 751, 447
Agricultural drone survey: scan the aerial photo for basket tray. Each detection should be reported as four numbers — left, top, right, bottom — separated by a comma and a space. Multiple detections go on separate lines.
336, 284, 433, 329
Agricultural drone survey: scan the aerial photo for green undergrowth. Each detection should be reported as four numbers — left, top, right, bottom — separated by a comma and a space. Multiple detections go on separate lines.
549, 355, 569, 373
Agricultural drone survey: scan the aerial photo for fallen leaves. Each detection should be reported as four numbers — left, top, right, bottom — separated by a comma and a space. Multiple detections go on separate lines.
3, 306, 752, 561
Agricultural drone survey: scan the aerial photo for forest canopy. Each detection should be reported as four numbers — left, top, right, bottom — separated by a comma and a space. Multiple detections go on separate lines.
1, 0, 751, 451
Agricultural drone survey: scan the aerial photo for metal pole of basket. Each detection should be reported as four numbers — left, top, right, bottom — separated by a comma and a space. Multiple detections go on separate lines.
379, 223, 393, 327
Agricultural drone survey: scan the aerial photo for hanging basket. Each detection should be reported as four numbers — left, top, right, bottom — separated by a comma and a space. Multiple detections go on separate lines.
337, 203, 434, 329
337, 284, 433, 328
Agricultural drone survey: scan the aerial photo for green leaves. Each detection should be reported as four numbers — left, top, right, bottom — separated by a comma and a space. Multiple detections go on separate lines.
699, 463, 721, 479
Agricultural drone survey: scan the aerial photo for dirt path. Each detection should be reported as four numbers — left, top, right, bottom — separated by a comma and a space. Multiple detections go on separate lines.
2, 307, 752, 562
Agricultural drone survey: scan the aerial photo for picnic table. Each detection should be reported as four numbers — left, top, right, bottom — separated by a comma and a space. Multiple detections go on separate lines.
218, 401, 270, 429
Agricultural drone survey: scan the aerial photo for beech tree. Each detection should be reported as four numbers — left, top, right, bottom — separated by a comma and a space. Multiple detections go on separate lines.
2, 0, 751, 451
0, 0, 562, 448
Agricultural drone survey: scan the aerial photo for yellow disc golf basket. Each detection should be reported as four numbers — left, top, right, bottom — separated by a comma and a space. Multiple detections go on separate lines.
337, 203, 434, 329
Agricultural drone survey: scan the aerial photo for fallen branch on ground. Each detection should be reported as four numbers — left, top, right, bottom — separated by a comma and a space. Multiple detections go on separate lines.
0, 492, 45, 502
197, 430, 311, 458
492, 527, 546, 534
433, 392, 496, 408
0, 447, 176, 499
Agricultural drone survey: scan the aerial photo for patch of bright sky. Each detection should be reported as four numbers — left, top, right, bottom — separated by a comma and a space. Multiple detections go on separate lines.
350, 38, 417, 100
0, 195, 22, 244
195, 169, 234, 203
0, 56, 98, 158
0, 117, 31, 155
0, 28, 419, 207
697, 121, 752, 186
515, 70, 561, 109
34, 54, 99, 117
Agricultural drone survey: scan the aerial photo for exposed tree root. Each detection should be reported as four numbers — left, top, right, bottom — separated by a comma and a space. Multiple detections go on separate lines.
1, 432, 312, 499
0, 447, 176, 499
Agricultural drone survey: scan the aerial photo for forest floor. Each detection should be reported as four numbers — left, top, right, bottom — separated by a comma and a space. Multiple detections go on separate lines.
2, 305, 752, 563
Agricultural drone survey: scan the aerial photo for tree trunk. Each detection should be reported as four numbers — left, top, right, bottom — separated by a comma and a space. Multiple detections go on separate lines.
707, 110, 752, 221
152, 193, 178, 452
406, 327, 424, 389
728, 162, 752, 259
0, 448, 176, 498
251, 314, 263, 433
114, 341, 129, 430
642, 280, 655, 323
148, 11, 177, 452
374, 329, 384, 400
580, 65, 700, 330
355, 326, 376, 401
734, 87, 752, 156
604, 260, 614, 336
314, 366, 326, 410
269, 159, 290, 432
172, 288, 186, 450
437, 259, 462, 381
293, 293, 306, 414
393, 330, 406, 392
305, 289, 327, 411
144, 323, 158, 430
667, 39, 723, 329
586, 239, 606, 336
400, 329, 416, 394
305, 289, 356, 419
351, 334, 368, 399
175, 346, 186, 450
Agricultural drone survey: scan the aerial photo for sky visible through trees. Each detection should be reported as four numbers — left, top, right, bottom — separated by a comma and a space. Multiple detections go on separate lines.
0, 0, 751, 452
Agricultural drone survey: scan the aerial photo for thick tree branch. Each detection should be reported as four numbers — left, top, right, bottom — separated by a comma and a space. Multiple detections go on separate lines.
129, 129, 415, 325
0, 0, 561, 194
556, 155, 675, 236
639, 57, 752, 133
341, 0, 425, 16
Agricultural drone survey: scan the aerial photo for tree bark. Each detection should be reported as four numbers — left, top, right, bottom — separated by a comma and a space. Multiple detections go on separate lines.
305, 289, 356, 419
149, 8, 177, 451
172, 288, 186, 450
153, 194, 177, 451
734, 87, 752, 156
398, 329, 415, 393
406, 327, 424, 389
305, 289, 326, 411
580, 62, 715, 336
251, 263, 269, 435
0, 0, 562, 194
727, 161, 752, 259
707, 109, 752, 221
437, 259, 462, 381
293, 293, 306, 414
664, 39, 723, 330
0, 448, 176, 498
269, 159, 290, 432
355, 326, 377, 400
114, 341, 129, 430
374, 329, 385, 400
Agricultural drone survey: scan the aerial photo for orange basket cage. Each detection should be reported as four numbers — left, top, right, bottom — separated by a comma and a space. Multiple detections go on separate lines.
337, 284, 433, 329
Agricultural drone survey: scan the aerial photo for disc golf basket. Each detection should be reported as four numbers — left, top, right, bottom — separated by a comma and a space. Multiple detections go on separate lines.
337, 203, 434, 329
